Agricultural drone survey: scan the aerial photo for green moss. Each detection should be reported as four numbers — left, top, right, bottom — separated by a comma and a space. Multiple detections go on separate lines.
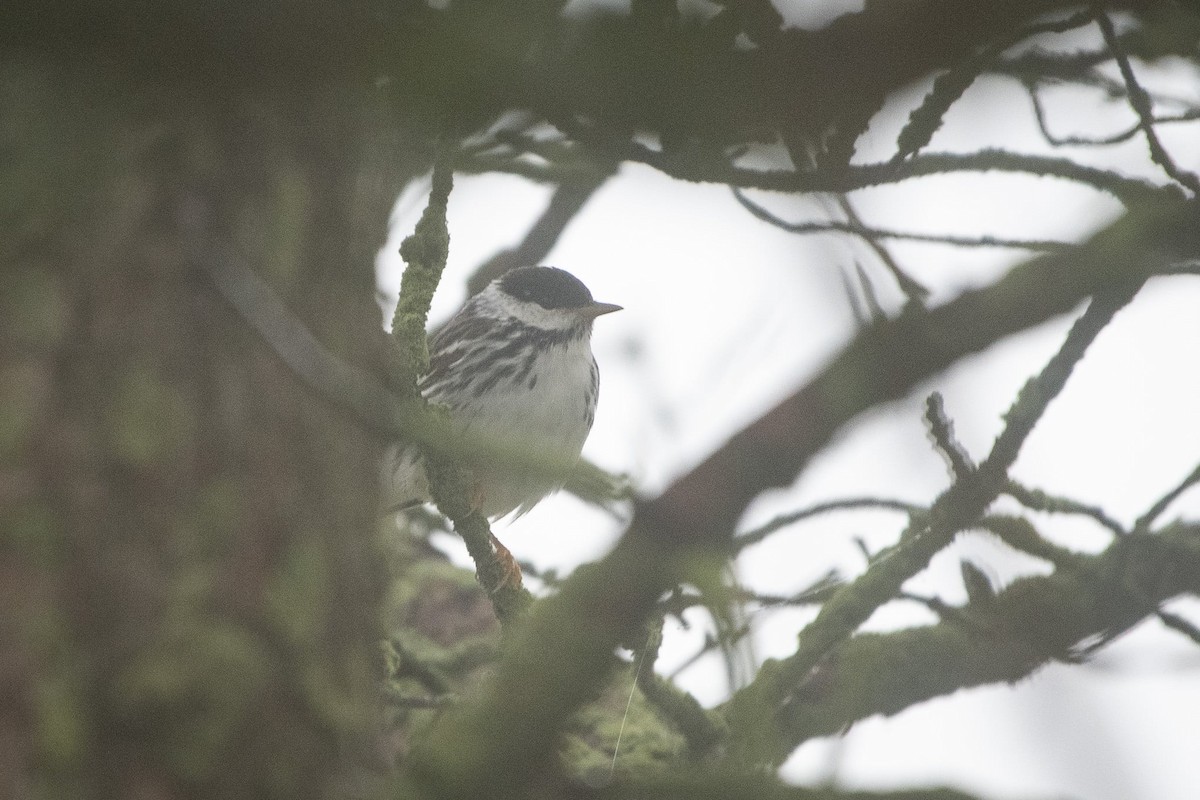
300, 647, 378, 735
0, 362, 51, 457
112, 618, 273, 782
0, 269, 72, 355
1, 501, 64, 566
391, 157, 453, 393
265, 535, 330, 646
561, 676, 687, 784
264, 536, 378, 741
266, 165, 313, 285
33, 651, 90, 769
102, 363, 196, 467
174, 476, 244, 560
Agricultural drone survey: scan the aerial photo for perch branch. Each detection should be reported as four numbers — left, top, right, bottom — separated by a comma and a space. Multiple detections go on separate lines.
390, 156, 533, 619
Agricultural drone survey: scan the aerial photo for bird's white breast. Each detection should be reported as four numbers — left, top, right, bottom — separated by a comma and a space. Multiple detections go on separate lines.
459, 335, 596, 461
382, 334, 598, 519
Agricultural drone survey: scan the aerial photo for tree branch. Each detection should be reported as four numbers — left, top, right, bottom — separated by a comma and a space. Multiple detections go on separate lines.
892, 9, 1095, 162
390, 156, 533, 619
723, 281, 1142, 766
409, 200, 1199, 792
734, 189, 1071, 252
1093, 8, 1200, 195
611, 142, 1175, 206
770, 522, 1200, 744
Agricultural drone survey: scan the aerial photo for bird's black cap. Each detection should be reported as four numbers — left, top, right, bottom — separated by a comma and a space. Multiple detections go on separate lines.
498, 266, 595, 310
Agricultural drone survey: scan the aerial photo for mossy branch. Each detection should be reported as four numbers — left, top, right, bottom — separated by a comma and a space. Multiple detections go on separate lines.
722, 282, 1143, 766
392, 158, 454, 397
629, 620, 727, 759
892, 10, 1094, 163
389, 154, 533, 622
611, 141, 1178, 207
769, 521, 1200, 745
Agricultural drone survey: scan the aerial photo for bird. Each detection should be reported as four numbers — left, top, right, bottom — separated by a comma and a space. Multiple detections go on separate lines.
383, 266, 621, 586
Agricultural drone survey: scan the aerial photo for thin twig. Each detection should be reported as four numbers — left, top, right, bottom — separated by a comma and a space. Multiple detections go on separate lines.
852, 260, 888, 323
834, 192, 931, 305
898, 590, 973, 626
734, 498, 921, 551
630, 620, 727, 758
1026, 78, 1200, 148
1133, 461, 1200, 534
1157, 608, 1200, 647
977, 514, 1089, 571
665, 628, 751, 682
1094, 9, 1200, 194
610, 138, 1176, 206
1005, 481, 1127, 536
735, 188, 1070, 251
892, 9, 1094, 162
741, 573, 843, 609
924, 392, 977, 481
656, 573, 842, 619
778, 139, 931, 304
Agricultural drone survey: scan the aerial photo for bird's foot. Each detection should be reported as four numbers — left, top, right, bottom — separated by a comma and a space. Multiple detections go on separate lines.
489, 532, 524, 591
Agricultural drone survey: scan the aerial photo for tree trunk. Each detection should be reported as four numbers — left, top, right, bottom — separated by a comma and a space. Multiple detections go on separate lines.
3, 45, 424, 798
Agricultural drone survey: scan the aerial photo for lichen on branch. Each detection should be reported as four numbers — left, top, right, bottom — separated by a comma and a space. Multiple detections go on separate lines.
389, 153, 532, 621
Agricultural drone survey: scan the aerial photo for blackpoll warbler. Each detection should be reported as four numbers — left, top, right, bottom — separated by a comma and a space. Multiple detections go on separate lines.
384, 266, 620, 581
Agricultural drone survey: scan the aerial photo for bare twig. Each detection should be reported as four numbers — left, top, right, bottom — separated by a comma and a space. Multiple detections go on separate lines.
1157, 608, 1200, 647
852, 261, 888, 323
734, 498, 920, 551
1094, 9, 1200, 194
1005, 481, 1127, 537
1026, 77, 1200, 148
611, 140, 1176, 206
735, 189, 1070, 251
1133, 461, 1200, 534
924, 392, 976, 481
834, 192, 931, 305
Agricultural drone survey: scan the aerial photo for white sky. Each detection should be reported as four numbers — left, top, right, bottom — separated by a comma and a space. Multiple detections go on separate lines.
378, 12, 1200, 798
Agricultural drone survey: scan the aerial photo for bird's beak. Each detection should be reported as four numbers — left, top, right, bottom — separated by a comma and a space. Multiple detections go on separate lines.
578, 301, 623, 319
